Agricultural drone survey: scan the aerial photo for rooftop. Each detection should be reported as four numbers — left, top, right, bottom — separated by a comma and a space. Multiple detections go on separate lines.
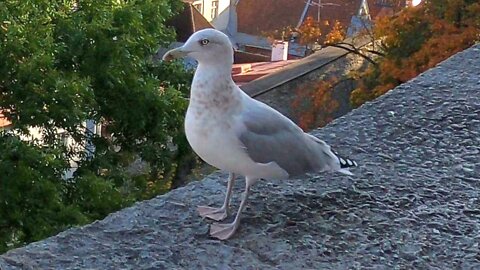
232, 60, 299, 86
237, 0, 363, 40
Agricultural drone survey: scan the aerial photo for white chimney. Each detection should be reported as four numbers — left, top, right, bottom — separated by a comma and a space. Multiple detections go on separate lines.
271, 41, 289, 61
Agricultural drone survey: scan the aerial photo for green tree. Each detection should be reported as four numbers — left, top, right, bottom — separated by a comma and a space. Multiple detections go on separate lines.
0, 135, 88, 250
0, 0, 192, 253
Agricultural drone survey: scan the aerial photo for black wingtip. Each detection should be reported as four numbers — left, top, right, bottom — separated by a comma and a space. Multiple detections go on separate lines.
338, 156, 357, 168
332, 150, 357, 168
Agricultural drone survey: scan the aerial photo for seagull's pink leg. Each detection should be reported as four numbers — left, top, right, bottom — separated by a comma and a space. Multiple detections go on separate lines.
209, 176, 256, 240
197, 173, 236, 221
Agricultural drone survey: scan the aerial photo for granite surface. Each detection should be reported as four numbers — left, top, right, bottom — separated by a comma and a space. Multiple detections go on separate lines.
1, 44, 479, 269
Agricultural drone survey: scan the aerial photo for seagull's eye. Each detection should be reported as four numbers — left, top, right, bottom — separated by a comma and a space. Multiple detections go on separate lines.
199, 38, 210, 46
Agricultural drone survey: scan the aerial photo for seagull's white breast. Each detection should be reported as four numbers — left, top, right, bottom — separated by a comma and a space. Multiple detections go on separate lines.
184, 92, 287, 179
185, 106, 247, 173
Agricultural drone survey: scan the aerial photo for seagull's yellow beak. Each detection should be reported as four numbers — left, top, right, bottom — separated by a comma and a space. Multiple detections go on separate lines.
162, 47, 190, 62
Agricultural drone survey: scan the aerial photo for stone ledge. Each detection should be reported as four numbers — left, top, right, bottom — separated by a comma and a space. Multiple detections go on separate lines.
1, 44, 479, 269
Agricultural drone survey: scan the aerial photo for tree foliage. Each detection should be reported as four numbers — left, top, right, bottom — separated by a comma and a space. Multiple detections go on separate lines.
325, 20, 347, 45
297, 16, 323, 45
0, 0, 192, 253
291, 77, 342, 130
278, 1, 478, 130
262, 16, 347, 51
351, 0, 480, 107
0, 135, 88, 249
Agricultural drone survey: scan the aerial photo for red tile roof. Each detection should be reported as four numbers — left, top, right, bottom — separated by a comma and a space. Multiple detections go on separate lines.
237, 0, 363, 41
232, 60, 298, 85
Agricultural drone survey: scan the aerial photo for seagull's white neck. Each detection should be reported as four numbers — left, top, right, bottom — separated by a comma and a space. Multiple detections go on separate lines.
192, 62, 236, 95
189, 61, 242, 113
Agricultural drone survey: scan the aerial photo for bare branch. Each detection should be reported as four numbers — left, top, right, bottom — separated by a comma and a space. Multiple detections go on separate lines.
365, 49, 386, 57
324, 43, 378, 66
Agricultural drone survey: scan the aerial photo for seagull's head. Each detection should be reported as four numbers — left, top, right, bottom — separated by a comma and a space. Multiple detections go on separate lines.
162, 28, 234, 65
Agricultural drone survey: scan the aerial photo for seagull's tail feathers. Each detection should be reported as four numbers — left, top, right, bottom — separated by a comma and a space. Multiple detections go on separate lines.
331, 150, 357, 176
305, 134, 357, 175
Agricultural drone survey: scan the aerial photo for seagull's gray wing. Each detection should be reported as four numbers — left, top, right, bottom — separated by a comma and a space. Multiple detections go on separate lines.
237, 99, 336, 177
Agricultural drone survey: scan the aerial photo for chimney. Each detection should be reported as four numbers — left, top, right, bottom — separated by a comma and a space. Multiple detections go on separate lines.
271, 40, 289, 61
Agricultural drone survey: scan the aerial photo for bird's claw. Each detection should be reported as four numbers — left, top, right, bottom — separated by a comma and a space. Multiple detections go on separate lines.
197, 205, 228, 221
210, 222, 238, 240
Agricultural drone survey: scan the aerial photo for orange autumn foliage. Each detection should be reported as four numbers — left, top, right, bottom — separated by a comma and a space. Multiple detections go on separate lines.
298, 16, 323, 45
291, 77, 340, 130
262, 16, 347, 51
297, 17, 347, 45
351, 0, 480, 107
325, 20, 347, 44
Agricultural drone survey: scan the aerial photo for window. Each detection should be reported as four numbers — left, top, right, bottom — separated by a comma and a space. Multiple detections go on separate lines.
211, 0, 219, 20
194, 3, 202, 12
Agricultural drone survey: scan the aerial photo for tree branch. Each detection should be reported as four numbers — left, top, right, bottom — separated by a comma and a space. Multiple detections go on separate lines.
365, 49, 386, 57
324, 43, 379, 66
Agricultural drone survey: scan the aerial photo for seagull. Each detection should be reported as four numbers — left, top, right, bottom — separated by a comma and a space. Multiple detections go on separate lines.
163, 29, 357, 240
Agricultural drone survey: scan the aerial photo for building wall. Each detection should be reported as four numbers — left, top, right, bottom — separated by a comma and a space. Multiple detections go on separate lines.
193, 0, 230, 22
